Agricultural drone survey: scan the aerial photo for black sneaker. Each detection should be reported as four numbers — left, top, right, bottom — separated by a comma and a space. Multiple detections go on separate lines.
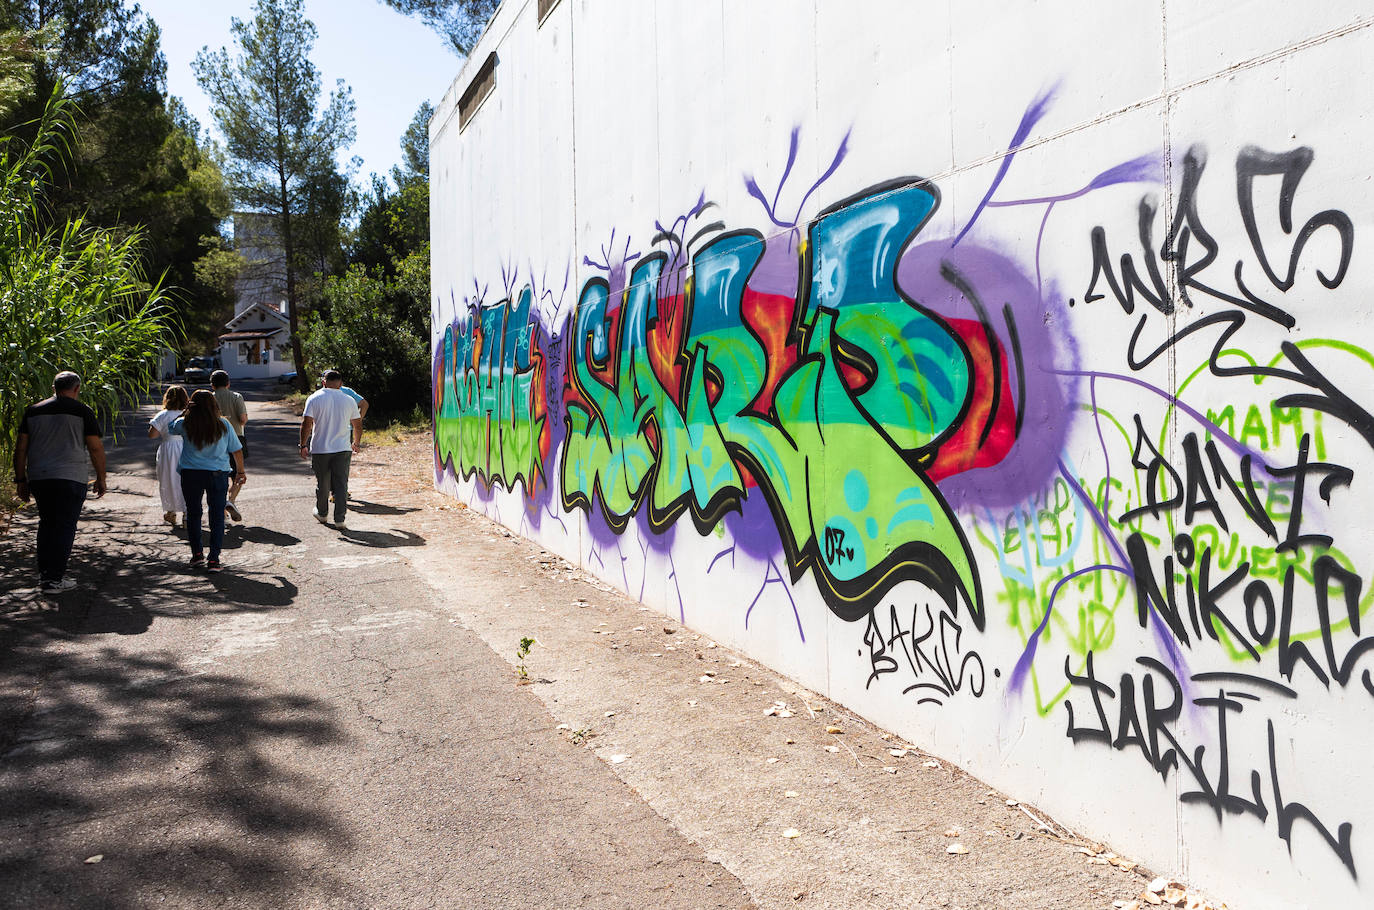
190, 553, 204, 567
206, 558, 222, 573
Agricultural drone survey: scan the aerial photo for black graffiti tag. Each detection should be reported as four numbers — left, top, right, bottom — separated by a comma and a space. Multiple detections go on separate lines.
1065, 656, 1355, 876
824, 526, 855, 565
1081, 144, 1374, 453
864, 600, 986, 705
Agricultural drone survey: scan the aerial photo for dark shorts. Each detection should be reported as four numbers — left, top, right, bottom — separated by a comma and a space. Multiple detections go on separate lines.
236, 436, 247, 461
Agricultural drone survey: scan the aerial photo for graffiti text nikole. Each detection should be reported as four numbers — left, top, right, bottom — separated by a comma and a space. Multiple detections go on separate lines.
435, 287, 552, 493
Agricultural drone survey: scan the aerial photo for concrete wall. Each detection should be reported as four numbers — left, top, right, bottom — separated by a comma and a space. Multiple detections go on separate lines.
429, 3, 1374, 906
231, 212, 287, 318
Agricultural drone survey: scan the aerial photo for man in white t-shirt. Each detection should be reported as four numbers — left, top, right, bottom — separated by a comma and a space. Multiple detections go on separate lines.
299, 369, 362, 529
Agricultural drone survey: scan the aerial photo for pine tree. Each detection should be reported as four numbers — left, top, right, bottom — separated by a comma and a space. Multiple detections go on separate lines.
193, 0, 355, 389
381, 0, 499, 55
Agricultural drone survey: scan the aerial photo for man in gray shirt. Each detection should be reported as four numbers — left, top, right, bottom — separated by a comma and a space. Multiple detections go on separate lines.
12, 371, 107, 593
211, 370, 248, 522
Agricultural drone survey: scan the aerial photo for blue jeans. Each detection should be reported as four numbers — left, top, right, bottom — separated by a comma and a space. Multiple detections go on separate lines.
180, 470, 229, 559
30, 479, 87, 583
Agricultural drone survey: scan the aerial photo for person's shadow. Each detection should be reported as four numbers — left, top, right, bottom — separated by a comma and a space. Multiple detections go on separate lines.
225, 525, 302, 548
338, 528, 425, 548
345, 499, 419, 516
172, 525, 301, 551
208, 573, 299, 608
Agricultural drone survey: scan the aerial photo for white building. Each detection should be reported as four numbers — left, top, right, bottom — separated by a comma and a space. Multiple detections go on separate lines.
217, 212, 293, 379
216, 301, 291, 379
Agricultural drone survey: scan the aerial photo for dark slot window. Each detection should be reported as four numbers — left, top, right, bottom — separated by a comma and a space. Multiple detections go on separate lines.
538, 0, 561, 24
458, 52, 498, 131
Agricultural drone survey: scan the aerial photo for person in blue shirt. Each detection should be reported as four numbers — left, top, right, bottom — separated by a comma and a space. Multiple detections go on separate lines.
337, 383, 369, 420
170, 390, 245, 572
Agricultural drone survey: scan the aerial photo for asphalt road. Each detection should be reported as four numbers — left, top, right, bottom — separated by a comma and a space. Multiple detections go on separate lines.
1, 382, 1180, 910
0, 381, 752, 909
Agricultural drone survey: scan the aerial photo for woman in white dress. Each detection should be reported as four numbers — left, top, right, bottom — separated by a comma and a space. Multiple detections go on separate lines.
147, 385, 189, 525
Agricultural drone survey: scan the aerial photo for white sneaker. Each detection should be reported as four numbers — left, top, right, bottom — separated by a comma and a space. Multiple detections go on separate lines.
314, 512, 329, 525
333, 519, 347, 530
41, 578, 77, 594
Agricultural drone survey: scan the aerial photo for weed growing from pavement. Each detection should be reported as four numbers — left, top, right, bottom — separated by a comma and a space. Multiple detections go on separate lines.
570, 729, 589, 745
516, 636, 535, 681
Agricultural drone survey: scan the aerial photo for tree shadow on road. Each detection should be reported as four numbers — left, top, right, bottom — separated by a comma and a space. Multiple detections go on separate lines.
0, 647, 355, 909
0, 513, 299, 644
0, 389, 359, 907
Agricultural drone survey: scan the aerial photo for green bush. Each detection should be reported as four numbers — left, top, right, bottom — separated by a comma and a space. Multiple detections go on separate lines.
0, 89, 178, 469
301, 261, 429, 422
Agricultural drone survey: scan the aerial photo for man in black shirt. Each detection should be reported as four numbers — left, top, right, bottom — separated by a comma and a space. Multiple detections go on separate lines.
12, 371, 107, 594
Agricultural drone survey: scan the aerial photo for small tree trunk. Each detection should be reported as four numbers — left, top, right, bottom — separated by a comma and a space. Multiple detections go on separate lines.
280, 187, 309, 393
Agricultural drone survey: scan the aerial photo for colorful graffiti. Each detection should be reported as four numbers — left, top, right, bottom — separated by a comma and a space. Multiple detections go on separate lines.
433, 90, 1374, 888
561, 180, 1017, 625
434, 286, 553, 492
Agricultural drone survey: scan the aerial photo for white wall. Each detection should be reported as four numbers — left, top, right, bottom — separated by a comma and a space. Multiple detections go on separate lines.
217, 343, 291, 380
231, 212, 287, 318
430, 3, 1374, 906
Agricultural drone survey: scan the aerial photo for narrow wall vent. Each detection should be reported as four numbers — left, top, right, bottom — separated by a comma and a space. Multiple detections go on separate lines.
458, 52, 498, 131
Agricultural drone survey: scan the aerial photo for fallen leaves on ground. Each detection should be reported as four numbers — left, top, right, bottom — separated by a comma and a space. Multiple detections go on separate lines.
1078, 844, 1139, 872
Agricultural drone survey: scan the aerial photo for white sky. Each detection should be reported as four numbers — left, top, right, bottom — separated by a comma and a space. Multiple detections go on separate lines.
138, 0, 464, 179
